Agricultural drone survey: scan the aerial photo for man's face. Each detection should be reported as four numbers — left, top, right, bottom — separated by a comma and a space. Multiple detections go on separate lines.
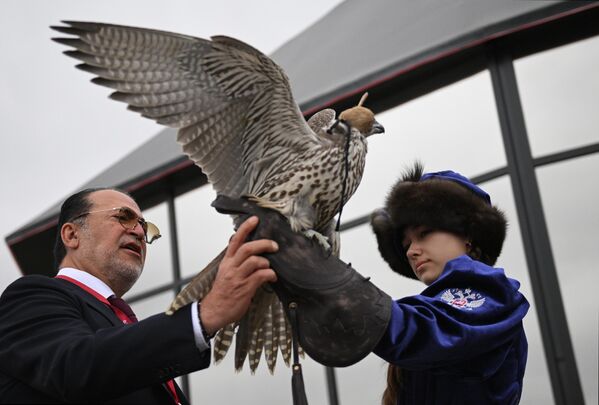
75, 190, 147, 295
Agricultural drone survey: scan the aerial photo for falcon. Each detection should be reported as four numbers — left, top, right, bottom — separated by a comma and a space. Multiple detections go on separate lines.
51, 21, 385, 373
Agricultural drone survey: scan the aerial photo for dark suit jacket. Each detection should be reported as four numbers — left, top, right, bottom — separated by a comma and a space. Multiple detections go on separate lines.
0, 275, 210, 404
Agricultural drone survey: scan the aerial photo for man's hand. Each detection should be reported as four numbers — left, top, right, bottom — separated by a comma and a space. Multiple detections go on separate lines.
199, 216, 278, 335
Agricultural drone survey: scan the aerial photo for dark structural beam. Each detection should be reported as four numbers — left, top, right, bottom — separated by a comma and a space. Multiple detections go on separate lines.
325, 367, 339, 405
488, 46, 584, 405
167, 190, 190, 400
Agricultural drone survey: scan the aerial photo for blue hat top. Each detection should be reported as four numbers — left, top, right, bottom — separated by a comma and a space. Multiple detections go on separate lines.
420, 170, 491, 205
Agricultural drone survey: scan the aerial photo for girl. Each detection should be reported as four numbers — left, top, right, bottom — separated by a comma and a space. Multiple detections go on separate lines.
371, 163, 529, 404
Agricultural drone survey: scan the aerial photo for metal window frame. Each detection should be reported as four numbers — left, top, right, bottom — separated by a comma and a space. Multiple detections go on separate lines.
124, 108, 598, 405
166, 191, 191, 400
124, 111, 598, 405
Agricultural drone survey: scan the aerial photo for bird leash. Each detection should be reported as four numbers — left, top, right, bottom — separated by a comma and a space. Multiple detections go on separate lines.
289, 302, 309, 405
326, 118, 353, 233
288, 112, 352, 405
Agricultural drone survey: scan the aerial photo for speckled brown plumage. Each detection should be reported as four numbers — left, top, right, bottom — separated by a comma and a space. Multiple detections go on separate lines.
52, 21, 384, 373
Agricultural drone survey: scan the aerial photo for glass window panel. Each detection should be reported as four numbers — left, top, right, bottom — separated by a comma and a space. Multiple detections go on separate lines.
335, 176, 553, 404
126, 202, 173, 297
536, 155, 599, 405
129, 290, 174, 322
483, 176, 553, 405
188, 349, 328, 404
515, 35, 599, 158
341, 70, 506, 221
336, 223, 420, 405
175, 186, 235, 279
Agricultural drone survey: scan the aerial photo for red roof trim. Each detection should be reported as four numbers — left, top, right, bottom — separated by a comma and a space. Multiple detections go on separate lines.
6, 217, 59, 246
125, 158, 194, 192
303, 3, 599, 115
7, 158, 195, 247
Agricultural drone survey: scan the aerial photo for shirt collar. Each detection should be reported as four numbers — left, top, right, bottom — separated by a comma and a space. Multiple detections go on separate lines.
57, 267, 115, 298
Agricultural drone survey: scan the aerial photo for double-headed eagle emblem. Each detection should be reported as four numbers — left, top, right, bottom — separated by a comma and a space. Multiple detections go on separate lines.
440, 288, 486, 310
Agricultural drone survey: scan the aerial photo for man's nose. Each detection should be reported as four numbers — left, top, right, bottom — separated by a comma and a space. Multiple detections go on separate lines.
129, 221, 145, 240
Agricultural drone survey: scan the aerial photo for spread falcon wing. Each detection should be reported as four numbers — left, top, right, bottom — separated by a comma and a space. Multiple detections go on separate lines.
51, 21, 325, 198
307, 108, 336, 134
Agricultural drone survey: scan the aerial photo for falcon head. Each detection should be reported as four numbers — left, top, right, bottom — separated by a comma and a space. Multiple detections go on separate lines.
338, 93, 384, 136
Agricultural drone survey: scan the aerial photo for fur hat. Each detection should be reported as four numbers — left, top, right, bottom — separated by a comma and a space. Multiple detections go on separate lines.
371, 162, 507, 279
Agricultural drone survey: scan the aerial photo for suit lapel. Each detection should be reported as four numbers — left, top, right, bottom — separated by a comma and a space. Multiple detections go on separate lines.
55, 278, 121, 326
55, 277, 188, 404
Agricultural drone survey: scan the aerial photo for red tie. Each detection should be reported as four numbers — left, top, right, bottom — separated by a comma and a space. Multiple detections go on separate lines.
107, 295, 180, 405
107, 295, 139, 323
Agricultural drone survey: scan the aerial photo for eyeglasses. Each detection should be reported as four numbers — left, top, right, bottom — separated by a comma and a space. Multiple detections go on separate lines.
70, 207, 161, 244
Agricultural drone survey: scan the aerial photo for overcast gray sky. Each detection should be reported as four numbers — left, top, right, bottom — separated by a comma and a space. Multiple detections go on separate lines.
0, 0, 344, 291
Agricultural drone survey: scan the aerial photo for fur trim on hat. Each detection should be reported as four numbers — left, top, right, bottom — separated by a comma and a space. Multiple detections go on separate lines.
371, 162, 507, 279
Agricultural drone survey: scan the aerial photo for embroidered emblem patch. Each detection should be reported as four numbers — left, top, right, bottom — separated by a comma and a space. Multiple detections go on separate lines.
440, 288, 485, 310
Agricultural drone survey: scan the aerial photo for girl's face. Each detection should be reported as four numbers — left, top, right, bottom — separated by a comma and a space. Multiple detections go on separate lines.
402, 225, 468, 285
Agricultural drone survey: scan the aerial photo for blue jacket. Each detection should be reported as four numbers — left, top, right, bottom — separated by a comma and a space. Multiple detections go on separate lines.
374, 255, 529, 404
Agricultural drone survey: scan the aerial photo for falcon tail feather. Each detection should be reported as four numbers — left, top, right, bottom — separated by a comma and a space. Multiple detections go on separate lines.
165, 249, 224, 315
213, 323, 235, 365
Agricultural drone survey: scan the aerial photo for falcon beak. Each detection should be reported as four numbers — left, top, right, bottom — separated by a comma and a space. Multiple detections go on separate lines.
370, 120, 385, 135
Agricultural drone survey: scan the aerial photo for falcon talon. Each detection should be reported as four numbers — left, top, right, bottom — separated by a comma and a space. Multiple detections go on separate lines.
302, 229, 331, 251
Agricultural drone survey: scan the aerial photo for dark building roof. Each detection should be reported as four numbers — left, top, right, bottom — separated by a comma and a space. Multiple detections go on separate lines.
270, 0, 593, 113
6, 0, 599, 275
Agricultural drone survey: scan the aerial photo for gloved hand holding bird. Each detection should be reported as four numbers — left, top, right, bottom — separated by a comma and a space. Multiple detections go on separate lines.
52, 21, 387, 374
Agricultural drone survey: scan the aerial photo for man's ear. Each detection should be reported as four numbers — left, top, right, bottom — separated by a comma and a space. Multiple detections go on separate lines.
61, 222, 80, 250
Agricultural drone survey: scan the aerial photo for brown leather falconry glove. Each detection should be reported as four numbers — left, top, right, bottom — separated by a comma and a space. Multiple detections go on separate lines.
211, 195, 392, 368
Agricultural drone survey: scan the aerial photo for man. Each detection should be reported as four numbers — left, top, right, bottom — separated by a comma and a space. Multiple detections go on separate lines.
0, 187, 278, 404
